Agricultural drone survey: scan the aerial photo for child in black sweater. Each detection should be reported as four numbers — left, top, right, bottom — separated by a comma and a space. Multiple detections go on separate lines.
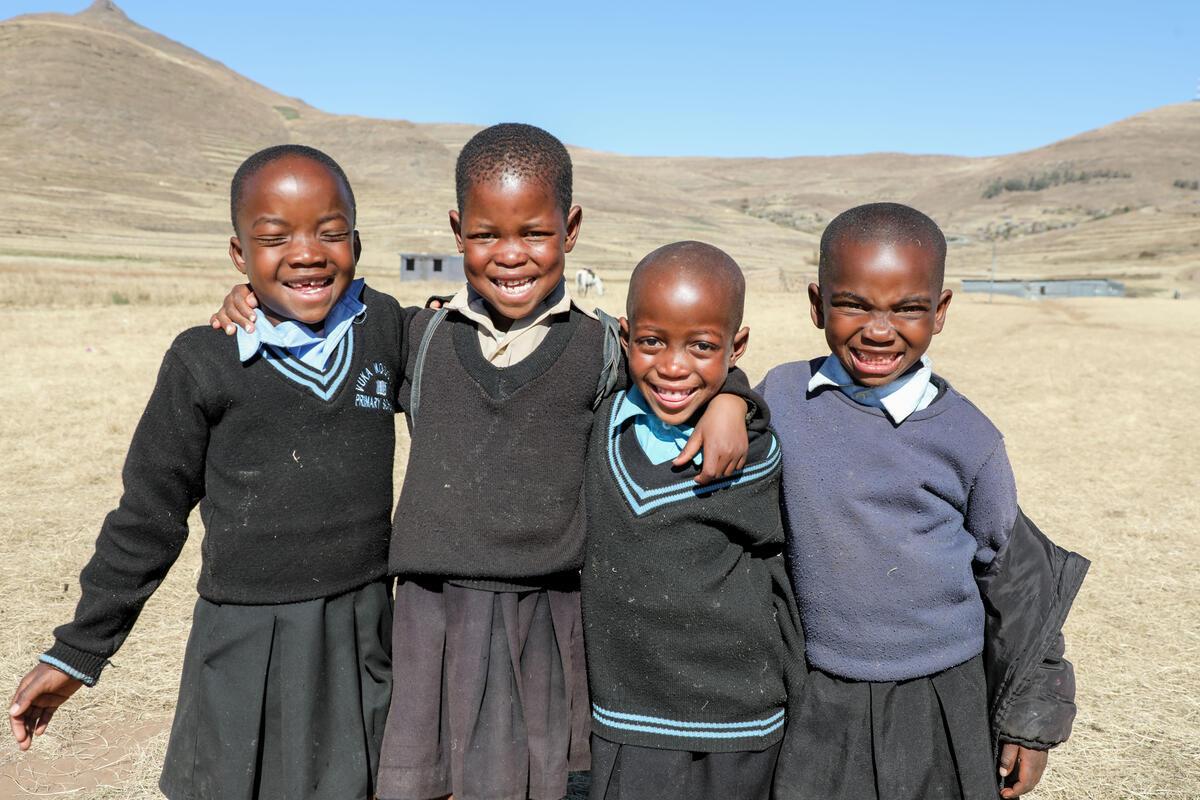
582, 242, 804, 800
8, 145, 413, 799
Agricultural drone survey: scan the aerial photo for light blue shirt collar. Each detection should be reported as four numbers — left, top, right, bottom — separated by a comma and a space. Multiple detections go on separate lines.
612, 387, 702, 466
236, 279, 366, 370
808, 353, 937, 424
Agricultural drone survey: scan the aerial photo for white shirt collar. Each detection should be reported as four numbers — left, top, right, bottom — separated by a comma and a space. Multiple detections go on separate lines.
236, 279, 366, 369
808, 353, 937, 424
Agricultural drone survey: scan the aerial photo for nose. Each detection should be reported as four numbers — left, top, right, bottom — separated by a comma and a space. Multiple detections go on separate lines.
656, 347, 690, 379
861, 311, 895, 345
287, 233, 324, 267
493, 237, 528, 268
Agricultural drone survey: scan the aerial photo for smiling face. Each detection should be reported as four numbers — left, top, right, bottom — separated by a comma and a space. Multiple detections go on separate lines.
624, 271, 749, 426
229, 155, 359, 328
810, 239, 952, 387
449, 174, 581, 325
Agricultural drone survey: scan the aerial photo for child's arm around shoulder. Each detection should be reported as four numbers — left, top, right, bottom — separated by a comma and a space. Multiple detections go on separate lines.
676, 368, 758, 484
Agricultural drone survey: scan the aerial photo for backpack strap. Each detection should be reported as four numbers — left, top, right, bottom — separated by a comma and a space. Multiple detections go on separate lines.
594, 308, 622, 409
409, 307, 450, 427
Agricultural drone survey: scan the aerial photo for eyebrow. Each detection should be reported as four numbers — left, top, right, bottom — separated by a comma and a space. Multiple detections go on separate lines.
251, 216, 289, 228
830, 291, 870, 303
894, 294, 933, 305
317, 213, 350, 225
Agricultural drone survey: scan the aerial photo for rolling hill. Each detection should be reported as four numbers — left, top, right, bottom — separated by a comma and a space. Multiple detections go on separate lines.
1, 0, 1197, 295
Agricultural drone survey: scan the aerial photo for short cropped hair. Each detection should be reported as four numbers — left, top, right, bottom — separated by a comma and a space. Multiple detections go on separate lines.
230, 144, 356, 231
455, 123, 573, 219
819, 202, 947, 288
628, 241, 746, 330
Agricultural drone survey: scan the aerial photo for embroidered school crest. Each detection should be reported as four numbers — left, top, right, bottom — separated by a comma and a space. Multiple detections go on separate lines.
354, 361, 394, 412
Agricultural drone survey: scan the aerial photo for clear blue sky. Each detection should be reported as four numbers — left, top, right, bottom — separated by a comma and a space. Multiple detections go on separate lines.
6, 0, 1198, 157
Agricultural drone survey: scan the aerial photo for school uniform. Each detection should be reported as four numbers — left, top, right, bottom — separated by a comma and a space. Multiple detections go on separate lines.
43, 282, 411, 800
760, 356, 1086, 800
376, 282, 599, 800
581, 388, 804, 800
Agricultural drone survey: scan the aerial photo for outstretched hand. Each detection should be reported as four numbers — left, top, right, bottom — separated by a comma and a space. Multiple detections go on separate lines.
998, 743, 1048, 798
678, 394, 749, 484
9, 663, 83, 751
209, 284, 259, 335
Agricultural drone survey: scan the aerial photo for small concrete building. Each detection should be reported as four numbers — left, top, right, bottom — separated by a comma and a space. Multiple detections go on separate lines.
399, 253, 465, 282
961, 278, 1125, 299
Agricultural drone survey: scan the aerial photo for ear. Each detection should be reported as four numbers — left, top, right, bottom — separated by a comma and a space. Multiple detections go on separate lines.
449, 209, 464, 253
353, 230, 363, 264
807, 282, 825, 329
932, 289, 953, 334
618, 316, 631, 356
728, 326, 750, 367
229, 235, 248, 276
563, 205, 583, 253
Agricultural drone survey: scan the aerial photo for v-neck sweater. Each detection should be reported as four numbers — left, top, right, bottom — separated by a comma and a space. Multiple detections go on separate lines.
581, 391, 802, 752
388, 306, 605, 587
46, 285, 412, 682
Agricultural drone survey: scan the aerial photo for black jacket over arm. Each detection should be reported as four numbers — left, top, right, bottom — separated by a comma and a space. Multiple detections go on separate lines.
978, 508, 1089, 754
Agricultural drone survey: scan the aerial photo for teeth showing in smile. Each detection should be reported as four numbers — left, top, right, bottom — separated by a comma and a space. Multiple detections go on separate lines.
493, 277, 535, 296
651, 384, 697, 405
851, 348, 901, 367
284, 277, 334, 295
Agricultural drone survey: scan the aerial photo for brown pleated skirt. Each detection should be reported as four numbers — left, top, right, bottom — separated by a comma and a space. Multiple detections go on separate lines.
376, 579, 590, 800
779, 654, 999, 800
158, 580, 394, 800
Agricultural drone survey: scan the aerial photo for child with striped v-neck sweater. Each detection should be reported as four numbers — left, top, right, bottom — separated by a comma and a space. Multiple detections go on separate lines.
8, 145, 414, 800
581, 242, 805, 800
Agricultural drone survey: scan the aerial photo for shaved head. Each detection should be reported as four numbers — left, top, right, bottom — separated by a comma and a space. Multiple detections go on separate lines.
627, 241, 745, 331
819, 202, 946, 290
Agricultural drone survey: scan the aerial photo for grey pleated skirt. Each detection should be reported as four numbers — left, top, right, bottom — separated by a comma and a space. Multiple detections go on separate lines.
158, 580, 393, 800
588, 735, 781, 800
781, 654, 999, 800
376, 579, 591, 800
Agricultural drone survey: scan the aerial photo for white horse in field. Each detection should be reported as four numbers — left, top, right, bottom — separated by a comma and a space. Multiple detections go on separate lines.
575, 268, 604, 297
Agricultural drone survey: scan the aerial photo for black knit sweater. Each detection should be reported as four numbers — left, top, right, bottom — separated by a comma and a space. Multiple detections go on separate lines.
581, 390, 804, 753
389, 307, 604, 587
45, 285, 411, 683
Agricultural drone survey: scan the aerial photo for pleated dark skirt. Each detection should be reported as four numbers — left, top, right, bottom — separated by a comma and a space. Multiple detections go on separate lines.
589, 735, 781, 800
781, 654, 999, 800
158, 580, 394, 800
376, 578, 591, 800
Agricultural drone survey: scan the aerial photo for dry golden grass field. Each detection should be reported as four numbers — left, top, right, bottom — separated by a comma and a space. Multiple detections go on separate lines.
1, 3, 1199, 798
0, 260, 1198, 798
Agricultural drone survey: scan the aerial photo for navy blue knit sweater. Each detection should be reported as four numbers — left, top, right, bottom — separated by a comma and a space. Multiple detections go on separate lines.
759, 358, 1018, 682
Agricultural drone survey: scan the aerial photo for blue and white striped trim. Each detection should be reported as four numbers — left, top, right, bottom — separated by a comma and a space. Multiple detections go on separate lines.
261, 330, 354, 401
593, 704, 785, 741
606, 392, 781, 516
38, 655, 97, 686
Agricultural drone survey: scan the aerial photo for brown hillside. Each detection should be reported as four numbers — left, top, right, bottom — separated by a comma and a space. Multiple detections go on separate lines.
1, 1, 1197, 294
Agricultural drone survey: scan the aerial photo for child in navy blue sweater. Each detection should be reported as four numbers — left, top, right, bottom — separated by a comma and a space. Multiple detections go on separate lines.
760, 203, 1087, 800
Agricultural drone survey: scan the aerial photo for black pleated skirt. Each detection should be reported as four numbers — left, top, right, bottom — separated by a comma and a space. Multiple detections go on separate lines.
779, 654, 999, 800
376, 579, 591, 800
589, 735, 780, 800
158, 580, 394, 800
